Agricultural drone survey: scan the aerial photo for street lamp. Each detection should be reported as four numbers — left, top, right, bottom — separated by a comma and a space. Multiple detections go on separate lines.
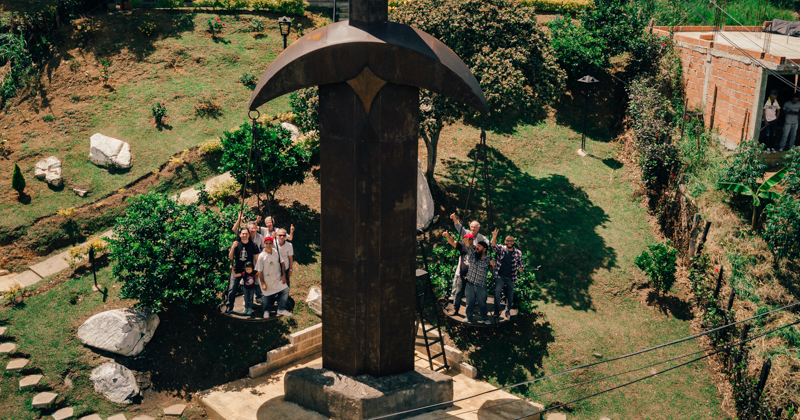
577, 75, 599, 157
278, 16, 292, 49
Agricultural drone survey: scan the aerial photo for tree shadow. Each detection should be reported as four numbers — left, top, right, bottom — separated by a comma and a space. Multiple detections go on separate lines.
446, 312, 555, 389
440, 146, 616, 311
130, 305, 290, 397
553, 76, 627, 143
645, 291, 695, 321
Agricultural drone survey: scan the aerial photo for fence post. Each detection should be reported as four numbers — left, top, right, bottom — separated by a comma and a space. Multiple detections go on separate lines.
727, 288, 737, 312
755, 358, 772, 400
734, 324, 750, 366
696, 221, 712, 255
687, 213, 703, 261
713, 265, 724, 300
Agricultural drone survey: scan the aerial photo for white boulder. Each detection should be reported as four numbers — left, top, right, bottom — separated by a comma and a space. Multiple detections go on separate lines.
89, 133, 132, 169
305, 286, 322, 316
417, 163, 434, 231
90, 363, 139, 404
280, 122, 301, 142
35, 156, 62, 188
77, 308, 159, 357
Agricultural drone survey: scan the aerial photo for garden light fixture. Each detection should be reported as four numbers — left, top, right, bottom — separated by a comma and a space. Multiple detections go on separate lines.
278, 16, 292, 49
577, 75, 599, 157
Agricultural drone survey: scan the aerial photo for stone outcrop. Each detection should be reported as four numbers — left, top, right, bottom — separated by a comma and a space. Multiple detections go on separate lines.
89, 133, 132, 169
34, 156, 63, 188
90, 363, 139, 404
280, 122, 300, 142
77, 308, 159, 357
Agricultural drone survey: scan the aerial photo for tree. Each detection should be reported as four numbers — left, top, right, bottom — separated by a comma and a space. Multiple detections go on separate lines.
108, 193, 244, 310
219, 121, 312, 206
11, 162, 25, 197
719, 167, 788, 230
548, 16, 609, 79
390, 0, 565, 188
718, 140, 779, 229
579, 0, 647, 58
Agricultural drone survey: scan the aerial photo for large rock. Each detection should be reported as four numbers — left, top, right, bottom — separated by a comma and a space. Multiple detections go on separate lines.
417, 164, 434, 231
35, 156, 63, 188
280, 122, 300, 142
77, 308, 159, 356
89, 133, 132, 169
305, 286, 322, 316
90, 363, 139, 404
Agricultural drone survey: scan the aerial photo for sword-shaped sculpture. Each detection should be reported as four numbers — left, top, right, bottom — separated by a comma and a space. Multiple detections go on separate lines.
249, 0, 487, 380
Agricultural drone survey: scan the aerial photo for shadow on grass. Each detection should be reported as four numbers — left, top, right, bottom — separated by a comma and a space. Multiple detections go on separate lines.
645, 291, 695, 321
446, 312, 554, 389
132, 304, 290, 396
552, 76, 627, 144
440, 146, 616, 311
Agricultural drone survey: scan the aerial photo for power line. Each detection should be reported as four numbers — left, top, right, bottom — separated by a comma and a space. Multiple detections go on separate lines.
678, 0, 800, 92
707, 0, 800, 58
428, 317, 799, 420
511, 319, 800, 420
365, 301, 800, 420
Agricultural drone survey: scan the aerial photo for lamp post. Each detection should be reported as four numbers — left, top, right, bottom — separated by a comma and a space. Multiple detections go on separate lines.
278, 16, 292, 49
577, 75, 599, 157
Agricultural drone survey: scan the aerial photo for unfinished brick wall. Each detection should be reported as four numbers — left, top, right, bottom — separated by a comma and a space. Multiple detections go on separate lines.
654, 27, 767, 148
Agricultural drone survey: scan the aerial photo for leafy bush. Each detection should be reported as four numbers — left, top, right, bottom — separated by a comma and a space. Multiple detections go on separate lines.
67, 236, 109, 269
289, 87, 319, 133
640, 142, 680, 194
207, 178, 241, 204
248, 18, 266, 32
198, 137, 223, 154
627, 77, 674, 144
219, 0, 249, 9
219, 122, 312, 201
195, 95, 221, 117
579, 0, 646, 57
109, 193, 243, 310
763, 196, 800, 260
207, 17, 225, 37
151, 102, 167, 125
519, 0, 593, 14
548, 16, 608, 79
634, 240, 677, 294
250, 0, 307, 14
0, 32, 34, 106
42, 114, 54, 122
239, 71, 257, 89
157, 0, 183, 7
780, 147, 800, 197
138, 22, 157, 37
11, 162, 25, 196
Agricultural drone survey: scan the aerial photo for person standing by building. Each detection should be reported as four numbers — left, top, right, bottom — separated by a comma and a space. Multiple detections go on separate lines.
490, 228, 525, 319
781, 93, 800, 151
764, 89, 781, 152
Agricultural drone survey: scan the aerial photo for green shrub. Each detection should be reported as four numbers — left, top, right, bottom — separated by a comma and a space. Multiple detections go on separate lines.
640, 142, 680, 194
250, 0, 306, 14
238, 71, 257, 89
248, 18, 266, 32
780, 147, 800, 197
151, 102, 167, 125
11, 162, 25, 196
219, 122, 312, 202
109, 193, 244, 310
207, 17, 225, 36
519, 0, 593, 14
634, 240, 677, 294
289, 87, 319, 133
547, 16, 608, 79
157, 0, 183, 8
627, 77, 674, 144
42, 114, 54, 122
763, 196, 800, 260
580, 0, 646, 57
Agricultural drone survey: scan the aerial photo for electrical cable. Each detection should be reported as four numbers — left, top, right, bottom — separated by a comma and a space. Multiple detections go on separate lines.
428, 317, 799, 420
365, 301, 800, 419
510, 319, 800, 420
707, 0, 800, 58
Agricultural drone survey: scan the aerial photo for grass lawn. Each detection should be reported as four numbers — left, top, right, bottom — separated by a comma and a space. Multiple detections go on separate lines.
0, 10, 296, 232
432, 119, 727, 419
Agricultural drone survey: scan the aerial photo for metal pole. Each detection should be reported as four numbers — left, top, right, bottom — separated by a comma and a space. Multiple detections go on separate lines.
283, 34, 287, 49
89, 246, 98, 291
333, 0, 337, 22
581, 91, 588, 151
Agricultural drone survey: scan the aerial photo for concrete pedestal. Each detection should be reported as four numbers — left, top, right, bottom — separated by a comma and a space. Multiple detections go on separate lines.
284, 363, 453, 420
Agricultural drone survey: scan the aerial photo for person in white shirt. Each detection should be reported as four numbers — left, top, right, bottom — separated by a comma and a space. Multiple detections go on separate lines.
764, 89, 781, 151
781, 93, 800, 151
275, 228, 295, 287
256, 236, 290, 318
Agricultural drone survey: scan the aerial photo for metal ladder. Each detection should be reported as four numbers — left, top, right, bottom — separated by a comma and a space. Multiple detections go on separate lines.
415, 268, 449, 372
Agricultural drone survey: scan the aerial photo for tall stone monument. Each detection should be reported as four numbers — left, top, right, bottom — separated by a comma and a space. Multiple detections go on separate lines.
249, 0, 487, 417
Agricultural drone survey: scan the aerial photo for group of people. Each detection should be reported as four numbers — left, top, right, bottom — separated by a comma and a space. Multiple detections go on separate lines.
443, 213, 525, 324
224, 213, 296, 318
762, 89, 800, 152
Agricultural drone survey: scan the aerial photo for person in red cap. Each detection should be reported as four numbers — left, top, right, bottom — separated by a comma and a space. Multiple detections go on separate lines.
445, 231, 474, 316
256, 236, 290, 318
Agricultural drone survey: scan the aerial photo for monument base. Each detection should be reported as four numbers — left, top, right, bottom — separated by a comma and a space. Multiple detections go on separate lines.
284, 363, 453, 420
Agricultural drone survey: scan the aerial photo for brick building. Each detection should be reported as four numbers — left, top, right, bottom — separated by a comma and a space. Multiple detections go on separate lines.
653, 25, 800, 149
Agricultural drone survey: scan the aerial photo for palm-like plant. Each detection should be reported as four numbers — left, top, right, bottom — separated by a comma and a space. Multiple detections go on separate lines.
718, 167, 788, 230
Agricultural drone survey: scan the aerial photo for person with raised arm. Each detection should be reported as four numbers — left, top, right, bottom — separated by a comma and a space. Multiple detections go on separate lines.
443, 231, 492, 324
491, 228, 525, 319
225, 227, 260, 314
